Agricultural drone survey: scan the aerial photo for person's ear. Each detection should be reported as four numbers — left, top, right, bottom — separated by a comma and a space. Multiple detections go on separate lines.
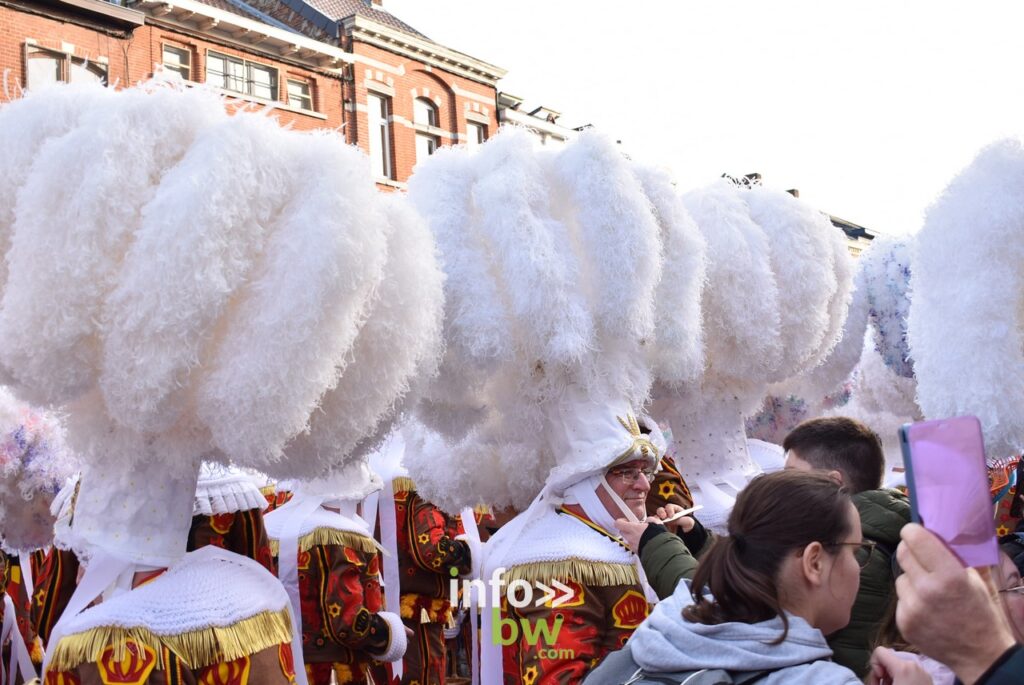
827, 470, 844, 486
800, 541, 827, 587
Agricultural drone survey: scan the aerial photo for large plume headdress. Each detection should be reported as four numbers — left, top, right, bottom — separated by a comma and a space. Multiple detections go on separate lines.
0, 80, 438, 568
839, 236, 921, 457
403, 128, 701, 513
649, 181, 854, 531
0, 387, 75, 554
749, 233, 918, 447
908, 138, 1024, 458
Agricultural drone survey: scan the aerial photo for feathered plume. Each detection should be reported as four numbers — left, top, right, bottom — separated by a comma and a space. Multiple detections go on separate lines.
0, 387, 75, 553
405, 128, 683, 512
0, 82, 434, 563
909, 138, 1024, 458
635, 165, 707, 386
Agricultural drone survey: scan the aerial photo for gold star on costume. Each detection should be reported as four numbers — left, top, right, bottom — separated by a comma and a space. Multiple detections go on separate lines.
658, 481, 676, 499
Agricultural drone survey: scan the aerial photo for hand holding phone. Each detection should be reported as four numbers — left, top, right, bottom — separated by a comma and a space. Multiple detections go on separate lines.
899, 416, 999, 568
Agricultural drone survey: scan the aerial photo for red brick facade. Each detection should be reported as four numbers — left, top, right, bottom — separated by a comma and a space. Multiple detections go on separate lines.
0, 0, 502, 185
346, 41, 498, 185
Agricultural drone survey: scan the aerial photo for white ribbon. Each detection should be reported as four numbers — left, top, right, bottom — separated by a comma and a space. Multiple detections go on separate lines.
275, 494, 323, 685
1, 593, 35, 684
459, 508, 483, 685
377, 480, 403, 681
3, 593, 35, 684
363, 491, 380, 538
18, 554, 34, 610
42, 549, 130, 675
480, 491, 553, 685
1, 594, 9, 684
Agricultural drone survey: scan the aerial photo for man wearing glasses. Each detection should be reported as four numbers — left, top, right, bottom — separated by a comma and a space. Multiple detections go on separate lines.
482, 405, 668, 684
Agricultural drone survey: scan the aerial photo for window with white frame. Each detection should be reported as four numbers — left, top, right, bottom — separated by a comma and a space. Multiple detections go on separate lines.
206, 51, 278, 101
25, 44, 107, 88
287, 79, 313, 111
413, 98, 441, 162
162, 45, 191, 80
367, 92, 393, 180
413, 97, 438, 128
466, 121, 487, 148
415, 132, 438, 162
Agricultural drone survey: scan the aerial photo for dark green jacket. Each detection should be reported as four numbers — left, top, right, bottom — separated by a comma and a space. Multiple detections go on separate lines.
638, 520, 715, 600
828, 488, 910, 677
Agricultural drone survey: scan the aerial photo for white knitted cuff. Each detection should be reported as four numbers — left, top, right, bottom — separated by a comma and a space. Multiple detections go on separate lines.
370, 611, 407, 663
454, 533, 481, 579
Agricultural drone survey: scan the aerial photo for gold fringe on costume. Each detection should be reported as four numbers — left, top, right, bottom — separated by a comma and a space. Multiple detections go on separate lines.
503, 559, 639, 587
269, 527, 381, 556
391, 476, 417, 494
46, 607, 293, 672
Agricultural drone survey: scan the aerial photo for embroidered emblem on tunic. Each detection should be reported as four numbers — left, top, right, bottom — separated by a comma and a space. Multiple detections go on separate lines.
97, 640, 157, 685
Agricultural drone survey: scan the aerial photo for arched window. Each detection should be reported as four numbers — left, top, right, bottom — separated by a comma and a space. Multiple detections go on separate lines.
413, 97, 441, 163
413, 97, 438, 128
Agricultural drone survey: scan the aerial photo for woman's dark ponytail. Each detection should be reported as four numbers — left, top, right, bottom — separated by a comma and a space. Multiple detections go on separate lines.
683, 470, 852, 642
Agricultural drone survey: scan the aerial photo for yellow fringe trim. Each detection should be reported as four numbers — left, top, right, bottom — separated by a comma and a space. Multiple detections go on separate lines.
392, 476, 417, 493
503, 559, 639, 587
47, 607, 293, 672
269, 527, 379, 556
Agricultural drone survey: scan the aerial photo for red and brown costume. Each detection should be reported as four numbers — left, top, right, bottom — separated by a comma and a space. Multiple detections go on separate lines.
496, 507, 650, 685
393, 480, 472, 685
30, 546, 80, 649
3, 549, 45, 671
187, 509, 275, 574
645, 456, 694, 516
267, 504, 404, 685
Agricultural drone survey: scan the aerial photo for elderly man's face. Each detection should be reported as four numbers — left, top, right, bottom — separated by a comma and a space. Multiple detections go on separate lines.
600, 459, 652, 519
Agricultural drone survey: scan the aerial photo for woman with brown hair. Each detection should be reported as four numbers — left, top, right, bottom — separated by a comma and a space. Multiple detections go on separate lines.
586, 470, 929, 684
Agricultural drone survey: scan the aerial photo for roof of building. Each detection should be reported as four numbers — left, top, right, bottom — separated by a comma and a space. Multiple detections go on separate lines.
302, 0, 428, 39
829, 215, 876, 242
178, 0, 339, 42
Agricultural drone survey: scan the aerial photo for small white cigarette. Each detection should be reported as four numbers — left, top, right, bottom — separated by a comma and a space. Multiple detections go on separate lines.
660, 504, 703, 524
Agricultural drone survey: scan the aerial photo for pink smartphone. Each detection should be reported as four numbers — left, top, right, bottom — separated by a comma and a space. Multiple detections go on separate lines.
899, 416, 999, 568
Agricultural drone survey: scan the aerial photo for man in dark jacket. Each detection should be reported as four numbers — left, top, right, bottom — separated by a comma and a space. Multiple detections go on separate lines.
783, 416, 910, 677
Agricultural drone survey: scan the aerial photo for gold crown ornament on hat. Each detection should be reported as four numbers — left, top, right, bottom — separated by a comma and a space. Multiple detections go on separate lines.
614, 414, 660, 465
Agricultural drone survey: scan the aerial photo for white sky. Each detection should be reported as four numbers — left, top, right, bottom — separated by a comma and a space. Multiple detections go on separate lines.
385, 0, 1024, 235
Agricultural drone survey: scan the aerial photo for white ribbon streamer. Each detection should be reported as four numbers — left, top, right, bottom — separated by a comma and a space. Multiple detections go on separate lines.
459, 508, 483, 685
275, 494, 323, 685
18, 554, 34, 611
42, 549, 130, 675
378, 480, 403, 681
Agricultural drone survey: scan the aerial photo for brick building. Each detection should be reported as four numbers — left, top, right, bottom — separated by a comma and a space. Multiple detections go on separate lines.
0, 0, 505, 186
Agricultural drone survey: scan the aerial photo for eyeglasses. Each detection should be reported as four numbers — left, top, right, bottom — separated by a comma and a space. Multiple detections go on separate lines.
999, 584, 1024, 596
607, 467, 656, 484
828, 540, 877, 569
